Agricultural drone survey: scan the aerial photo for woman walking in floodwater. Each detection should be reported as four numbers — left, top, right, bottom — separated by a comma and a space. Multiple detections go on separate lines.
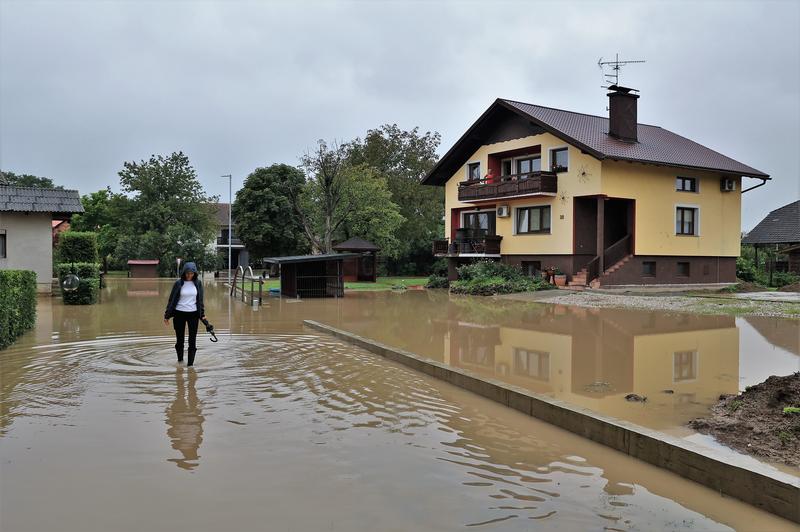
164, 262, 205, 366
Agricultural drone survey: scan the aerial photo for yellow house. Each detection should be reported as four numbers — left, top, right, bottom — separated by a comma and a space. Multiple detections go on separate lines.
422, 86, 770, 286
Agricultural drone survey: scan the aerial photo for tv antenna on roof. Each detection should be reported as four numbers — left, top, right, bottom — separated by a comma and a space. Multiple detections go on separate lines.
598, 53, 646, 87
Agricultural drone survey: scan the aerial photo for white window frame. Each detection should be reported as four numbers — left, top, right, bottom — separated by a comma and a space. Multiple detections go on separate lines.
500, 158, 513, 176
548, 145, 570, 173
513, 204, 552, 235
512, 154, 541, 175
461, 208, 495, 231
465, 160, 481, 181
672, 350, 699, 383
674, 203, 700, 236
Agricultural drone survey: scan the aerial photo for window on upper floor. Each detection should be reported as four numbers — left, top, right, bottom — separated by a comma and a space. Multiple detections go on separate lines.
676, 176, 698, 192
516, 156, 541, 175
550, 148, 569, 172
0, 230, 6, 258
676, 207, 698, 236
501, 159, 512, 176
467, 162, 481, 181
516, 206, 551, 234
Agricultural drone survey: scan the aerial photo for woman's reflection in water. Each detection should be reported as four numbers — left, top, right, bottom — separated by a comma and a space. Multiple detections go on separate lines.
166, 367, 204, 470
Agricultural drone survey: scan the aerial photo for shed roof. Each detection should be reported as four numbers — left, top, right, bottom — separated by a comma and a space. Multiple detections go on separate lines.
127, 259, 160, 265
265, 253, 361, 265
422, 99, 769, 185
0, 186, 84, 214
332, 237, 380, 251
741, 200, 800, 245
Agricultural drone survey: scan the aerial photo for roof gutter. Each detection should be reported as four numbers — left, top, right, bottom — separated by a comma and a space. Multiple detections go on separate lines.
742, 176, 769, 194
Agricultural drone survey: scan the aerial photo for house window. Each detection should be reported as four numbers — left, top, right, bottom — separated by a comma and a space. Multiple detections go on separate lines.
516, 156, 541, 175
521, 261, 542, 277
676, 177, 698, 192
462, 211, 495, 235
0, 230, 6, 259
516, 206, 551, 234
501, 159, 513, 176
467, 162, 481, 181
642, 261, 656, 276
677, 262, 690, 277
550, 148, 568, 172
676, 207, 698, 235
673, 350, 698, 382
514, 348, 550, 381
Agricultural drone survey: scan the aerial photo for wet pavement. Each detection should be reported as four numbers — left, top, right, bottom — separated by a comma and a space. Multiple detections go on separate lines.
0, 279, 797, 531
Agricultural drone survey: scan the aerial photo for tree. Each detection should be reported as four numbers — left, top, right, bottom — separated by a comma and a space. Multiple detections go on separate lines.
346, 125, 443, 274
233, 164, 308, 260
70, 188, 132, 271
0, 170, 63, 189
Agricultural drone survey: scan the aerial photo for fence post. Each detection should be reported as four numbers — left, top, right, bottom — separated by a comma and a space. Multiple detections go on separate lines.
259, 279, 263, 306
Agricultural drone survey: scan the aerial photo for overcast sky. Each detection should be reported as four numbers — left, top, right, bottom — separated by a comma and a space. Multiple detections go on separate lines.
1, 0, 798, 230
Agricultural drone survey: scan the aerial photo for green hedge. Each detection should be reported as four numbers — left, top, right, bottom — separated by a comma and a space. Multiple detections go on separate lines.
56, 231, 99, 263
55, 262, 100, 305
450, 260, 554, 296
0, 270, 37, 349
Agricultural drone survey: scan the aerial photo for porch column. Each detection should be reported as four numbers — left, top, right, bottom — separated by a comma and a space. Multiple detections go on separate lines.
596, 197, 605, 272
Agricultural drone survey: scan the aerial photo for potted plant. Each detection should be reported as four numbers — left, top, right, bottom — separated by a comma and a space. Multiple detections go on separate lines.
553, 267, 567, 287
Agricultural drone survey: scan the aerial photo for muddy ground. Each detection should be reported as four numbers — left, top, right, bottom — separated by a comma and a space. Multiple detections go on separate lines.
689, 373, 800, 467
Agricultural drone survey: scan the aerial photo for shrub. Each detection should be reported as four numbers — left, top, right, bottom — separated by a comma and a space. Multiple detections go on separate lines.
426, 274, 449, 289
450, 260, 554, 296
55, 262, 101, 305
771, 271, 800, 288
56, 231, 99, 263
736, 256, 757, 282
0, 270, 37, 350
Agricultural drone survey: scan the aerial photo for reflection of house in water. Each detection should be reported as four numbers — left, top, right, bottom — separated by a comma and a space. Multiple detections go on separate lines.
439, 305, 739, 429
743, 316, 799, 355
126, 279, 160, 297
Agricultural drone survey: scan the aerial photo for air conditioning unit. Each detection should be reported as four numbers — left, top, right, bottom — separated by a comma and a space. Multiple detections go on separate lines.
720, 178, 736, 192
496, 205, 510, 217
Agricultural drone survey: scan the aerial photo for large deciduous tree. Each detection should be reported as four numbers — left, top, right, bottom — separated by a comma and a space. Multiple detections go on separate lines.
0, 170, 63, 189
346, 124, 442, 274
233, 164, 308, 260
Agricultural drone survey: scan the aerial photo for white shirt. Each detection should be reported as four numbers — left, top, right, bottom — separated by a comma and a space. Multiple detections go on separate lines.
176, 282, 198, 312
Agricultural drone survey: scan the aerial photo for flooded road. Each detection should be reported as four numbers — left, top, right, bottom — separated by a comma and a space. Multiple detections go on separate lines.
0, 279, 796, 531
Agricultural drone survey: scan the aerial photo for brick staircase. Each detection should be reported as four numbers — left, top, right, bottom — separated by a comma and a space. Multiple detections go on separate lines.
569, 254, 633, 289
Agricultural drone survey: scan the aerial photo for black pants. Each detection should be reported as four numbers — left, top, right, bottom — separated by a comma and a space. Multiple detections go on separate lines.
173, 310, 200, 366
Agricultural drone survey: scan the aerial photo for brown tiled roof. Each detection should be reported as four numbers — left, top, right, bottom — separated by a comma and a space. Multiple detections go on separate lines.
501, 100, 768, 178
332, 237, 380, 251
212, 203, 232, 225
741, 200, 800, 245
0, 185, 84, 213
422, 98, 769, 185
127, 259, 160, 265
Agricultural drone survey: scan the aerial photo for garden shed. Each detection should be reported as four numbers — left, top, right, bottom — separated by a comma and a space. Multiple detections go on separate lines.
128, 259, 159, 278
332, 237, 379, 282
265, 253, 359, 298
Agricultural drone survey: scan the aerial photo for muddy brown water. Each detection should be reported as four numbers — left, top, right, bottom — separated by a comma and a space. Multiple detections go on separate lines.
0, 279, 796, 531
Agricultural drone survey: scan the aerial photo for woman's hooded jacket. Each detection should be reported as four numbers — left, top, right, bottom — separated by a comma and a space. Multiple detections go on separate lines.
164, 262, 205, 319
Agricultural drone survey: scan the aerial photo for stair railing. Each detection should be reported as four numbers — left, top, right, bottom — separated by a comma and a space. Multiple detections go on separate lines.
603, 234, 631, 272
585, 256, 600, 285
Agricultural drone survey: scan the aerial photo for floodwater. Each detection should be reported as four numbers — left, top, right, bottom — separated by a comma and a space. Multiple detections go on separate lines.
0, 280, 796, 531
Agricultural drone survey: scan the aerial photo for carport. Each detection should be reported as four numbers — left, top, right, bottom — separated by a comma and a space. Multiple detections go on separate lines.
265, 253, 360, 298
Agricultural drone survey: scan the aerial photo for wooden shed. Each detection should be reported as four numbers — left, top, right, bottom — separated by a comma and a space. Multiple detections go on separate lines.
332, 237, 379, 282
265, 253, 360, 298
128, 259, 160, 278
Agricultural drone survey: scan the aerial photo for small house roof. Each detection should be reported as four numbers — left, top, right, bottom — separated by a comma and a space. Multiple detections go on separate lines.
742, 200, 800, 245
127, 259, 160, 265
332, 237, 380, 251
265, 253, 361, 265
0, 186, 84, 214
212, 203, 232, 226
423, 99, 769, 186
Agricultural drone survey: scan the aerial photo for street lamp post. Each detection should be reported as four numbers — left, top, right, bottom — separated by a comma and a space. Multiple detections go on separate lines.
221, 174, 232, 279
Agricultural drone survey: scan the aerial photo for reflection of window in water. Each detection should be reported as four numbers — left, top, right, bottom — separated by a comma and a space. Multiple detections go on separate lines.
166, 368, 204, 471
673, 350, 698, 382
459, 345, 494, 367
675, 393, 696, 405
513, 348, 550, 381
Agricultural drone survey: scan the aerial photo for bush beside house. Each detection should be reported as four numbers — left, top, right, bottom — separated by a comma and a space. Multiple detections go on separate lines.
55, 232, 101, 305
449, 260, 553, 296
0, 270, 37, 349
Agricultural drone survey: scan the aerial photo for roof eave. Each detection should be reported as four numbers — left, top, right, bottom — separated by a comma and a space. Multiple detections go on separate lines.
604, 156, 770, 179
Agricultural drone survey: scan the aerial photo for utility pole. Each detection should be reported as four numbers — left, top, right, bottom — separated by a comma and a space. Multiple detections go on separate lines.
221, 174, 232, 279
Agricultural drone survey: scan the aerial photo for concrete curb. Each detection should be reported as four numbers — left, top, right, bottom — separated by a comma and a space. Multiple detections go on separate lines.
303, 319, 800, 523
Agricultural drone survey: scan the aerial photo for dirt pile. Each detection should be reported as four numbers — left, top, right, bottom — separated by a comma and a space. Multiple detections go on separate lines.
730, 281, 767, 292
689, 372, 800, 467
778, 281, 800, 293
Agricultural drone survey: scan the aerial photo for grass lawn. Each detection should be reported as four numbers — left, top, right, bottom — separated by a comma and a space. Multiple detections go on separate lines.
233, 276, 428, 292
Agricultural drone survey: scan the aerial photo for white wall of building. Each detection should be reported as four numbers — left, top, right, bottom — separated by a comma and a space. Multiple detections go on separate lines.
0, 212, 54, 293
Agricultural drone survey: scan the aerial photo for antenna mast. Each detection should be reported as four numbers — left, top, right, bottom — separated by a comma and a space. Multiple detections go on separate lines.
598, 53, 646, 87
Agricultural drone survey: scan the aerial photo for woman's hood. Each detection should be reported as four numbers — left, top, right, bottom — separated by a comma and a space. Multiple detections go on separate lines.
181, 262, 198, 275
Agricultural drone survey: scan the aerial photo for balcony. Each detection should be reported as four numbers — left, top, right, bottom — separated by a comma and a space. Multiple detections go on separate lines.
217, 236, 243, 246
458, 171, 557, 203
433, 233, 502, 257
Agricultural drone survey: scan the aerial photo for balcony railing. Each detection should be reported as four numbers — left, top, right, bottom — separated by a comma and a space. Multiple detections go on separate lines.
433, 234, 502, 256
458, 171, 557, 202
217, 236, 243, 245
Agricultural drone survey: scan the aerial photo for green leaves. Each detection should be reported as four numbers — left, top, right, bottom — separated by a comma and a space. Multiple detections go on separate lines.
0, 270, 37, 350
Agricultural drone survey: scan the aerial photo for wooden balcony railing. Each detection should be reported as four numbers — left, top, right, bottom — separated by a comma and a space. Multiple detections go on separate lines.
458, 171, 557, 202
432, 235, 502, 256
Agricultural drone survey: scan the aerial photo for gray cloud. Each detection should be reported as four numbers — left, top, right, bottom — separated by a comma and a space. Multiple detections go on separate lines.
1, 0, 798, 229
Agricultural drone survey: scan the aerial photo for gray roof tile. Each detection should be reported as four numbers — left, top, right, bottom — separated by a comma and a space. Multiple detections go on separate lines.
0, 186, 84, 214
742, 201, 800, 245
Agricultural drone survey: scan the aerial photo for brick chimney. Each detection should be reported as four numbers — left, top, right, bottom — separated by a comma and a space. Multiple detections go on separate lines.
607, 85, 639, 142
